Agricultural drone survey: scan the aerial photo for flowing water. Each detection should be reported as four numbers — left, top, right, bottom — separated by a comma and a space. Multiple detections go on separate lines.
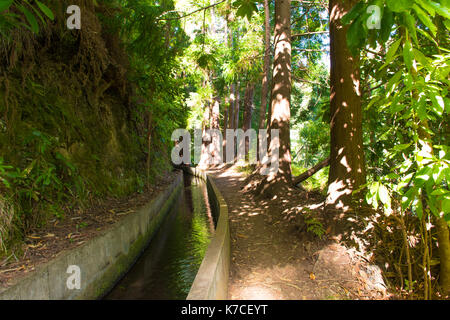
104, 174, 215, 300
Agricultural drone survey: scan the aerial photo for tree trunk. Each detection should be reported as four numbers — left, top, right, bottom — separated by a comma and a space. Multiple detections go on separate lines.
417, 112, 450, 297
293, 157, 330, 186
211, 98, 220, 130
223, 93, 229, 159
326, 0, 366, 210
258, 0, 271, 165
256, 0, 292, 197
211, 98, 221, 165
435, 216, 450, 297
229, 83, 235, 129
234, 82, 240, 130
259, 0, 271, 131
198, 101, 211, 169
243, 82, 255, 157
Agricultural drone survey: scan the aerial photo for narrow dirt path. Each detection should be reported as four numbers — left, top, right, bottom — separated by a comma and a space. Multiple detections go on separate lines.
207, 165, 388, 300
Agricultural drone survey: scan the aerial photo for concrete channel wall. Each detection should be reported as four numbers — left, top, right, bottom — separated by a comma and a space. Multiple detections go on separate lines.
0, 171, 183, 300
184, 167, 230, 300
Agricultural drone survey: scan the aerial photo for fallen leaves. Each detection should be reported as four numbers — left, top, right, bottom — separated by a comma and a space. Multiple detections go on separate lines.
116, 209, 135, 216
0, 265, 26, 274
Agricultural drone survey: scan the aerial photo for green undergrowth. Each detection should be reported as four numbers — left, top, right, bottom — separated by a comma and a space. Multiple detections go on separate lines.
0, 0, 188, 256
292, 163, 328, 193
234, 164, 255, 177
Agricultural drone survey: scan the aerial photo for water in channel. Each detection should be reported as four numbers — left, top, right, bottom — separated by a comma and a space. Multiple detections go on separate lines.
104, 174, 215, 300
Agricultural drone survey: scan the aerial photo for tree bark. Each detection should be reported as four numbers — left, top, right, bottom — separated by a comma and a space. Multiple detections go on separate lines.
326, 0, 366, 210
258, 0, 271, 165
227, 16, 235, 131
211, 97, 221, 165
198, 100, 211, 169
256, 0, 292, 197
435, 216, 450, 297
234, 81, 240, 130
211, 98, 220, 130
259, 0, 271, 131
243, 82, 255, 157
228, 83, 235, 129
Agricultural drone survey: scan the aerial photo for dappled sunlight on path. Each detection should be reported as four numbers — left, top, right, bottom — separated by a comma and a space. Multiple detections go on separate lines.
206, 165, 389, 300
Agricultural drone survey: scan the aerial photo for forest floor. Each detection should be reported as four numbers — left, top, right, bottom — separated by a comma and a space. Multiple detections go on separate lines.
208, 165, 391, 300
0, 171, 179, 288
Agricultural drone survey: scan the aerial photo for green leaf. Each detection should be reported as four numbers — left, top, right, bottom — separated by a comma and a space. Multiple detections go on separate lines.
403, 40, 414, 70
444, 19, 450, 31
342, 2, 365, 25
17, 4, 39, 33
413, 48, 430, 66
234, 0, 258, 20
389, 103, 406, 113
386, 38, 402, 64
443, 199, 450, 215
378, 184, 391, 206
403, 12, 418, 44
346, 17, 366, 55
430, 95, 445, 115
25, 0, 45, 24
386, 0, 413, 13
415, 167, 433, 187
386, 172, 400, 179
386, 70, 402, 94
418, 28, 439, 46
0, 0, 13, 12
427, 0, 450, 19
392, 143, 411, 152
380, 7, 395, 42
416, 0, 436, 16
413, 4, 437, 36
402, 187, 418, 211
35, 0, 54, 20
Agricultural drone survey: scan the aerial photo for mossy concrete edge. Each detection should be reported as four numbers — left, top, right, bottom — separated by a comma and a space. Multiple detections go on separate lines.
0, 171, 183, 300
183, 167, 230, 300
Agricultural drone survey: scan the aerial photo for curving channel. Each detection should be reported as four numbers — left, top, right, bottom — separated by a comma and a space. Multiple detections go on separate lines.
104, 173, 215, 300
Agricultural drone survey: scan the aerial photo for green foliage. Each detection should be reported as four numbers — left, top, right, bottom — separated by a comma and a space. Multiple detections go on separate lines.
291, 62, 330, 179
303, 209, 326, 239
0, 130, 85, 227
344, 1, 448, 297
344, 0, 449, 221
0, 0, 190, 254
0, 0, 54, 35
100, 0, 190, 176
292, 163, 329, 192
233, 0, 259, 20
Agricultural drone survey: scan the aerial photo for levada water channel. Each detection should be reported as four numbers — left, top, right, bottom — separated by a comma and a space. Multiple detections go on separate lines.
104, 173, 216, 299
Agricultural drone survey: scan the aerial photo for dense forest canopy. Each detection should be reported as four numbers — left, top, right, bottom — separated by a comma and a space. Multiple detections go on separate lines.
0, 0, 449, 299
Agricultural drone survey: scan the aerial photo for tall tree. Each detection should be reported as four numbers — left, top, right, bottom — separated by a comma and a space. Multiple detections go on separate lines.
228, 83, 235, 128
234, 81, 240, 129
257, 0, 271, 165
242, 82, 255, 157
326, 0, 365, 210
257, 0, 292, 196
258, 0, 271, 131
